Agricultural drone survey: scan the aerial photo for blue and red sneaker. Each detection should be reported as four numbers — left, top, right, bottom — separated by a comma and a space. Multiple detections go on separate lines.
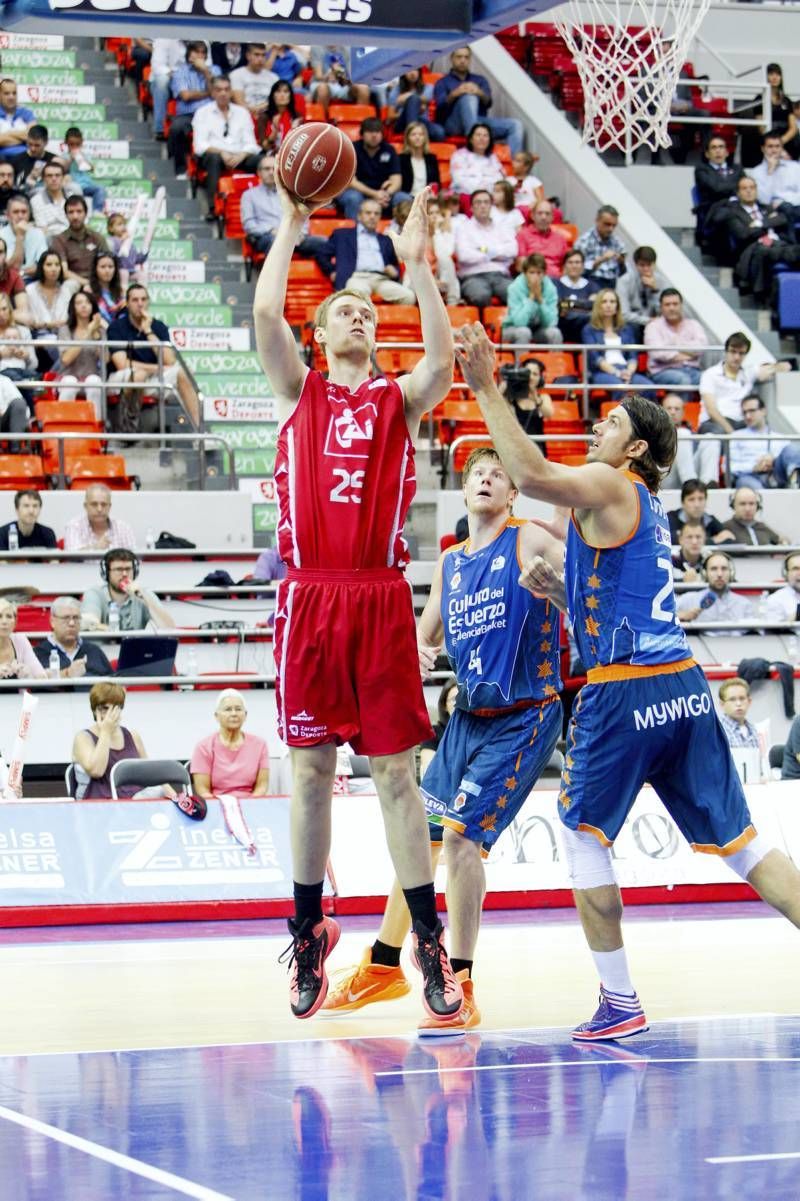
571, 986, 649, 1042
280, 916, 340, 1019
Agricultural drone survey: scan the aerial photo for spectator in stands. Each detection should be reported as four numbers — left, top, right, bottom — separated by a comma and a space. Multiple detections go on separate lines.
717, 678, 760, 749
50, 195, 110, 289
81, 546, 175, 631
694, 134, 744, 252
504, 355, 554, 436
575, 205, 627, 284
63, 483, 136, 551
0, 162, 16, 217
26, 250, 75, 361
0, 193, 48, 282
661, 393, 701, 491
453, 188, 517, 307
62, 127, 107, 216
582, 289, 649, 389
696, 332, 790, 486
309, 45, 371, 116
516, 199, 568, 278
261, 80, 304, 152
507, 149, 544, 211
492, 181, 524, 234
433, 46, 523, 155
752, 130, 800, 223
337, 117, 408, 222
449, 123, 505, 198
724, 175, 800, 303
729, 394, 800, 490
211, 42, 247, 75
57, 290, 105, 413
230, 42, 277, 141
107, 283, 200, 428
386, 70, 443, 141
34, 595, 112, 679
318, 198, 415, 304
617, 246, 668, 339
428, 193, 461, 304
253, 544, 287, 581
667, 478, 733, 544
781, 710, 800, 779
719, 485, 788, 546
502, 253, 562, 345
398, 123, 441, 198
555, 247, 600, 344
264, 45, 305, 89
12, 125, 55, 194
0, 291, 36, 382
766, 551, 800, 623
671, 519, 706, 582
190, 689, 270, 799
0, 489, 56, 550
191, 76, 261, 215
0, 597, 47, 679
88, 250, 125, 324
0, 234, 31, 324
644, 288, 708, 387
420, 674, 458, 775
71, 682, 178, 800
677, 550, 754, 630
149, 38, 185, 141
0, 373, 29, 443
240, 154, 326, 267
167, 41, 221, 180
105, 214, 148, 290
30, 160, 80, 238
741, 63, 799, 169
0, 79, 35, 165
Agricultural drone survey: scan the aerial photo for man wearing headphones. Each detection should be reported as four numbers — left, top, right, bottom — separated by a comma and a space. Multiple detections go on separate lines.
719, 486, 787, 546
676, 550, 754, 632
765, 552, 800, 623
80, 548, 175, 632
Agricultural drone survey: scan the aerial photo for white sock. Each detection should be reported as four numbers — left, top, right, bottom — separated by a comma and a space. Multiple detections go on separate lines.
591, 948, 635, 996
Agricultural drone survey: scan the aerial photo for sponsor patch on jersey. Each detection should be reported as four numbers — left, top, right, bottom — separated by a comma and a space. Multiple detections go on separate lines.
655, 523, 672, 548
290, 710, 314, 722
452, 792, 467, 812
490, 555, 505, 572
450, 571, 461, 590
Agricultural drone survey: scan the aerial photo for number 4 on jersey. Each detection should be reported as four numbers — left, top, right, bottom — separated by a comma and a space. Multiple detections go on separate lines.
468, 646, 483, 675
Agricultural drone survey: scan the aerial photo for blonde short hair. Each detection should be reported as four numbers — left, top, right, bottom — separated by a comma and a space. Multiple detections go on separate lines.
314, 289, 378, 332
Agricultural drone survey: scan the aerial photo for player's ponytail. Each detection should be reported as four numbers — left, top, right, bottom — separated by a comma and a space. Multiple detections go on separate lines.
620, 395, 677, 493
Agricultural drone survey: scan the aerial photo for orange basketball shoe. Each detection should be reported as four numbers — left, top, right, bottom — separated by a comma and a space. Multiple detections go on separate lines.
323, 947, 411, 1013
418, 971, 480, 1037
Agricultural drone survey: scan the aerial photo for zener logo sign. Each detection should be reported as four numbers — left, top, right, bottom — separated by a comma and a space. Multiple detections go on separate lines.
110, 812, 285, 886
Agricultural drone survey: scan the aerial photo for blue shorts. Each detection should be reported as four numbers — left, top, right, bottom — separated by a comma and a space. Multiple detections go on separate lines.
559, 662, 755, 853
421, 697, 562, 856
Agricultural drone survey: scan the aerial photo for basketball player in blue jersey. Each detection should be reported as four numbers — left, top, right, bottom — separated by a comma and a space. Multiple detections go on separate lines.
455, 322, 800, 1041
324, 445, 567, 1033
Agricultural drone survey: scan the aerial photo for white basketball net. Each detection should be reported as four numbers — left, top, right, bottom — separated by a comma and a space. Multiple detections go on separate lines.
553, 0, 712, 152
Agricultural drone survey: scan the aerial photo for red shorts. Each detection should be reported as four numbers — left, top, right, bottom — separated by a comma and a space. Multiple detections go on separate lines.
274, 567, 433, 757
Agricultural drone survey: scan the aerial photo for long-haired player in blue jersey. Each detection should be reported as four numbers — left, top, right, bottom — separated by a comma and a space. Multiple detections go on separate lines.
324, 445, 567, 1033
455, 322, 800, 1042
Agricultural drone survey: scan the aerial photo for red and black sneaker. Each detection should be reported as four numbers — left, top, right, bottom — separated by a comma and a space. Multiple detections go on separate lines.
279, 916, 340, 1019
411, 920, 463, 1020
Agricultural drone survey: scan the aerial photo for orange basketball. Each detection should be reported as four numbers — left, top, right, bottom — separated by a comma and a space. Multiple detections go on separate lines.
277, 123, 356, 206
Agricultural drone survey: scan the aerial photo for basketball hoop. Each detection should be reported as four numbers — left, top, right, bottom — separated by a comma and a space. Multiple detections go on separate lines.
553, 0, 712, 153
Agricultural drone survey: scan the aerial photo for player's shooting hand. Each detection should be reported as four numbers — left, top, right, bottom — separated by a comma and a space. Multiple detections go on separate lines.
274, 172, 316, 223
519, 556, 561, 599
418, 641, 441, 679
387, 186, 431, 266
454, 322, 497, 394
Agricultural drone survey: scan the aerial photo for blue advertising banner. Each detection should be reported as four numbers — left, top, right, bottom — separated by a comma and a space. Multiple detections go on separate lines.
0, 798, 322, 907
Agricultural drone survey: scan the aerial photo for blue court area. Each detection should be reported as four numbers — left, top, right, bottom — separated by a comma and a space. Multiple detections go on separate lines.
1, 1016, 799, 1200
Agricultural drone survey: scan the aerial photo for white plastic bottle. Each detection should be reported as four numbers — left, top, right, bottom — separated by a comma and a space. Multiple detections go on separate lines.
108, 602, 120, 633
8, 525, 19, 552
145, 527, 156, 550
48, 649, 60, 679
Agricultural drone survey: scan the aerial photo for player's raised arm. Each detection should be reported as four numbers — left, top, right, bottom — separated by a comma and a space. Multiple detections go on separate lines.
253, 177, 311, 411
389, 188, 455, 429
455, 323, 631, 511
417, 553, 445, 679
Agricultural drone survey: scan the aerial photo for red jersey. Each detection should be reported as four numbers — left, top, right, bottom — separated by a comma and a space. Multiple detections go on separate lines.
274, 369, 416, 570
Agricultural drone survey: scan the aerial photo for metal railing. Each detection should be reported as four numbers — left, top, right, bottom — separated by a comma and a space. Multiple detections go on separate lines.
1, 431, 239, 489
621, 77, 771, 165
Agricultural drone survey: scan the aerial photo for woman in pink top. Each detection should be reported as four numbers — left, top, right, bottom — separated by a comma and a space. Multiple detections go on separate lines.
0, 598, 47, 680
449, 123, 505, 197
190, 689, 270, 799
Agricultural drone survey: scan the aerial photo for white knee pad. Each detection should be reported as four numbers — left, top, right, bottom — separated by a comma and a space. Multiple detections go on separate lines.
721, 833, 774, 881
560, 826, 618, 890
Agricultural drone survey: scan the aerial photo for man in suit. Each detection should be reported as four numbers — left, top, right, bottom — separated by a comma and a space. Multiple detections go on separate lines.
722, 175, 800, 301
318, 199, 415, 303
694, 134, 744, 251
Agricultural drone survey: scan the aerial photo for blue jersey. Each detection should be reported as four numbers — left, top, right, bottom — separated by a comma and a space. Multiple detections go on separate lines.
442, 518, 561, 712
565, 472, 690, 671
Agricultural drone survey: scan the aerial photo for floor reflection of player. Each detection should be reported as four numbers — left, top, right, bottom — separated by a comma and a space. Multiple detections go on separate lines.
455, 322, 800, 1041
325, 447, 566, 1033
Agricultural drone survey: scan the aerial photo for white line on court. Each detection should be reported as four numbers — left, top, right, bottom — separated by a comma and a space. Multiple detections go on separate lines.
375, 1055, 800, 1079
0, 1105, 234, 1201
706, 1152, 800, 1164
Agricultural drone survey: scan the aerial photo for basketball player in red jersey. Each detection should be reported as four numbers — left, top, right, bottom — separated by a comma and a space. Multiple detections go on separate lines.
254, 181, 463, 1023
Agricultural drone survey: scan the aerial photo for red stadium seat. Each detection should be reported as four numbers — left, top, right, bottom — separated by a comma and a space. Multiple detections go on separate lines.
66, 455, 136, 490
0, 455, 47, 490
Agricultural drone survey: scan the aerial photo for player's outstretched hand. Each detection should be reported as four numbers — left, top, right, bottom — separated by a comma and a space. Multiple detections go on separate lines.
455, 323, 497, 394
418, 641, 441, 680
519, 555, 563, 600
530, 506, 570, 542
275, 173, 317, 223
387, 186, 431, 266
